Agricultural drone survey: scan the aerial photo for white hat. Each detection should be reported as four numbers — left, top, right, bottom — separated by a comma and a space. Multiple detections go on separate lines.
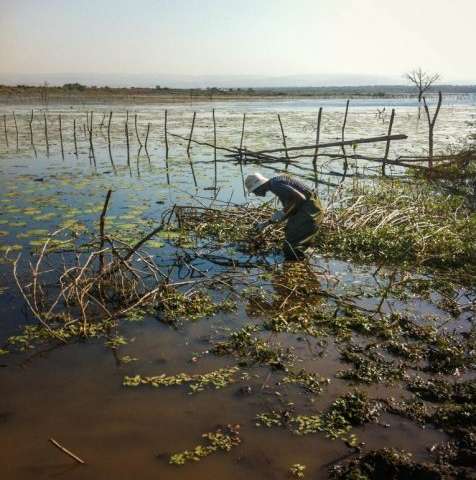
245, 173, 269, 193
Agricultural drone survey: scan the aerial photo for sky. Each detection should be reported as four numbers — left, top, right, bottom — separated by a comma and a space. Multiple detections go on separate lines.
1, 0, 475, 86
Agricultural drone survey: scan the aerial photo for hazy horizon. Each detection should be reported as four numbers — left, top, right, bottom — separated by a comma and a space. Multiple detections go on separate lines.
2, 0, 476, 88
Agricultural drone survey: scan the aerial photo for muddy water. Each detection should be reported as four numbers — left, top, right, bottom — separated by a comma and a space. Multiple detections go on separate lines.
0, 97, 473, 479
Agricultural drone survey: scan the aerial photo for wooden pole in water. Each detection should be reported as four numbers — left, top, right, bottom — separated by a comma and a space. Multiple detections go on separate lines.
341, 100, 350, 176
239, 113, 246, 160
134, 113, 143, 147
44, 112, 49, 155
107, 111, 113, 146
164, 109, 169, 158
99, 189, 112, 274
3, 114, 8, 148
125, 122, 130, 165
312, 107, 323, 168
382, 108, 395, 176
88, 112, 96, 165
29, 110, 34, 146
144, 122, 151, 152
423, 91, 442, 169
59, 114, 64, 158
277, 114, 289, 161
73, 119, 78, 156
12, 112, 19, 151
187, 111, 196, 155
100, 112, 106, 129
213, 108, 217, 188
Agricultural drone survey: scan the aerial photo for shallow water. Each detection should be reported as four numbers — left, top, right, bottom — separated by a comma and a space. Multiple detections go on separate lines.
0, 97, 474, 479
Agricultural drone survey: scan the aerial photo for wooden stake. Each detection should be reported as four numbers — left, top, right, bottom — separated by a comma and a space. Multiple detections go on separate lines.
29, 109, 34, 146
423, 91, 442, 169
44, 113, 49, 155
59, 114, 64, 158
134, 113, 143, 147
125, 122, 130, 165
312, 107, 323, 167
187, 111, 196, 154
144, 122, 151, 152
277, 114, 289, 160
88, 112, 96, 165
341, 100, 350, 174
213, 108, 217, 188
12, 112, 19, 151
99, 189, 112, 273
107, 111, 113, 146
73, 119, 78, 156
3, 114, 8, 147
382, 108, 395, 176
239, 113, 246, 160
49, 438, 85, 465
164, 109, 169, 158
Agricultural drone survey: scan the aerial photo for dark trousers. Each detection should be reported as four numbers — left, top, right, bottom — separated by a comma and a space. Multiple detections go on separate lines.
283, 195, 323, 260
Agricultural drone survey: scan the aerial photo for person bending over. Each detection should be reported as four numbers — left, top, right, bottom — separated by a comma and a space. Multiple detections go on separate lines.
245, 173, 323, 260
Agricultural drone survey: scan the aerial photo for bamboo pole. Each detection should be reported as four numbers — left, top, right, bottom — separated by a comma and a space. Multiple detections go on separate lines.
58, 114, 64, 158
12, 112, 19, 151
3, 114, 8, 147
312, 107, 323, 167
187, 111, 196, 155
164, 109, 169, 158
382, 108, 395, 176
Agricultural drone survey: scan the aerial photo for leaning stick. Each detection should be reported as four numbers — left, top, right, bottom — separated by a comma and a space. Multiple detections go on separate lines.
88, 112, 96, 165
49, 438, 85, 465
187, 111, 196, 154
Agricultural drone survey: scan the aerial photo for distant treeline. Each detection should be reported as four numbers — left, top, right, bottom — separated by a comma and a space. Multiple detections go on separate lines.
1, 83, 475, 99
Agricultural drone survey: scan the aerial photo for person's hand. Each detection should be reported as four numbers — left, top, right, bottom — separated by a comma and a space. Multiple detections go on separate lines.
255, 221, 269, 232
271, 210, 286, 223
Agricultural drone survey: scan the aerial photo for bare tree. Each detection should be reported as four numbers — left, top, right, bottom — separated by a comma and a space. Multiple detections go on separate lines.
405, 68, 440, 118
